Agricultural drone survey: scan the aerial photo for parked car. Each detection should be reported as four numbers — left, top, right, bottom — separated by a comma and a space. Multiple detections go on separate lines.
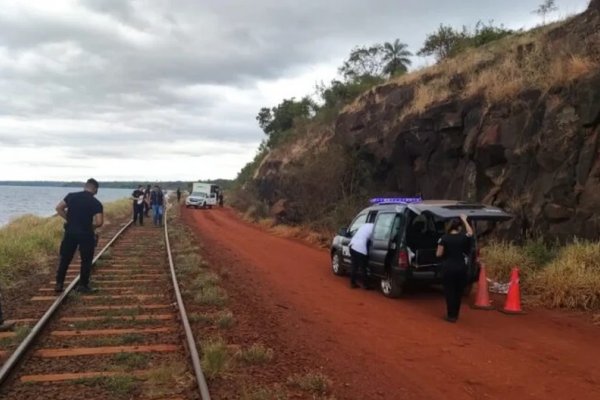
330, 199, 511, 297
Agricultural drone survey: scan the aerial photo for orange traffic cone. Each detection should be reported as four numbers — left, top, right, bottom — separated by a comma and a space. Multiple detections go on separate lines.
472, 264, 494, 310
500, 267, 525, 314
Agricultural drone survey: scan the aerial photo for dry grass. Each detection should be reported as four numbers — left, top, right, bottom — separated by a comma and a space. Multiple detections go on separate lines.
484, 240, 600, 310
142, 362, 194, 399
201, 337, 229, 379
344, 16, 598, 121
236, 343, 274, 365
216, 310, 235, 329
286, 372, 331, 395
240, 385, 288, 400
530, 241, 600, 310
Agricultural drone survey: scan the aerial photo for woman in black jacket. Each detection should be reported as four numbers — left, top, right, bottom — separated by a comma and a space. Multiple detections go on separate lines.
436, 214, 474, 323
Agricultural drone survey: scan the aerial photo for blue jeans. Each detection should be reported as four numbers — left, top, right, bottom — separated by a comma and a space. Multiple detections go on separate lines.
152, 205, 163, 225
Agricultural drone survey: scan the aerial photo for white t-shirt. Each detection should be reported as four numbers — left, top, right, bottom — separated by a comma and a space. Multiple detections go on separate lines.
349, 223, 374, 255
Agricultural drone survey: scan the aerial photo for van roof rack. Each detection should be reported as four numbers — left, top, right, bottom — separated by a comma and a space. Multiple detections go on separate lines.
369, 197, 422, 205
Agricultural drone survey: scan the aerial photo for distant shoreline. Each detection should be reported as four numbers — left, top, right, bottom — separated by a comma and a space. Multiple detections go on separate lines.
0, 180, 232, 190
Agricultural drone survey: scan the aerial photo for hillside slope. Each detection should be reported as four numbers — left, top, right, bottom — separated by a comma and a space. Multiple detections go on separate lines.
240, 1, 600, 240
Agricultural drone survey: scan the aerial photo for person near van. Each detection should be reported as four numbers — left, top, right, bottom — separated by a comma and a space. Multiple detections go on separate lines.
348, 222, 374, 289
132, 185, 145, 225
176, 187, 181, 203
436, 214, 474, 323
54, 178, 104, 293
150, 185, 165, 226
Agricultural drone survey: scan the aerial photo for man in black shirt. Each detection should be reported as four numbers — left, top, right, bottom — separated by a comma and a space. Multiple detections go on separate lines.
131, 185, 145, 225
54, 178, 104, 293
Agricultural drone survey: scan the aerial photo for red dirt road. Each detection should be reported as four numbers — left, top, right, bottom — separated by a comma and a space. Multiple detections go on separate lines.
185, 207, 599, 400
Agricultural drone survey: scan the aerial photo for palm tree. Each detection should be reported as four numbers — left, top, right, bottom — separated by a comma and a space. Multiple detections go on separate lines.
382, 39, 412, 77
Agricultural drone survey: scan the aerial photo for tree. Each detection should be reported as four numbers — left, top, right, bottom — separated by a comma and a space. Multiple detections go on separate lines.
256, 97, 317, 147
382, 39, 413, 77
339, 45, 386, 80
533, 0, 558, 24
418, 22, 513, 62
418, 24, 467, 61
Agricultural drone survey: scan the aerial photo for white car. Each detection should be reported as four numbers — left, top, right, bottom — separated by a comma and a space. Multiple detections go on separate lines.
185, 192, 217, 209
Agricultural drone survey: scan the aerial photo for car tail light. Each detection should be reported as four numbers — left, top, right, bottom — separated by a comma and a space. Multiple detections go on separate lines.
398, 250, 409, 269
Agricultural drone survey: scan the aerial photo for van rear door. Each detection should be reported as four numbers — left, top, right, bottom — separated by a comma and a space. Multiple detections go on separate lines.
407, 203, 511, 221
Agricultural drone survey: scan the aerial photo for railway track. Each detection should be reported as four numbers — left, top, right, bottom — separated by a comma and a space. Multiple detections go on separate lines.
0, 204, 210, 400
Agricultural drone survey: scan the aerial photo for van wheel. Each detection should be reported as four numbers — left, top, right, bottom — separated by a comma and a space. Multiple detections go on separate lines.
331, 252, 345, 276
381, 271, 404, 298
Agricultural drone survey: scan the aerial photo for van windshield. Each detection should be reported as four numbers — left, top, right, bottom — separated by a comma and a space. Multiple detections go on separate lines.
191, 192, 206, 197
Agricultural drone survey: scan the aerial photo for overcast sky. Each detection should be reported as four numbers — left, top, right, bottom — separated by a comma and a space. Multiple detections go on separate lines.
0, 0, 589, 182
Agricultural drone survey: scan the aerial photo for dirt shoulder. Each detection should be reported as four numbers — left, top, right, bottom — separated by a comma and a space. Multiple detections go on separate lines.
184, 206, 600, 400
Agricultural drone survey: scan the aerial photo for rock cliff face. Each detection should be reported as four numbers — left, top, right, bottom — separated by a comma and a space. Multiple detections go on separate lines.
251, 2, 600, 240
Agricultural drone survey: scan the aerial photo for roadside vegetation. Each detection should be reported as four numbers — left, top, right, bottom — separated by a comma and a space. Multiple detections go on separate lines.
484, 240, 600, 311
0, 198, 131, 288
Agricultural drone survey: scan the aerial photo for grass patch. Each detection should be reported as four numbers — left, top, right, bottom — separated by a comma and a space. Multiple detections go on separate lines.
200, 337, 229, 379
75, 375, 138, 398
286, 372, 331, 395
236, 343, 274, 365
191, 272, 220, 290
194, 286, 228, 307
0, 325, 30, 346
111, 352, 150, 371
530, 241, 600, 310
484, 240, 600, 310
188, 312, 213, 325
241, 385, 288, 400
216, 310, 235, 329
142, 362, 192, 398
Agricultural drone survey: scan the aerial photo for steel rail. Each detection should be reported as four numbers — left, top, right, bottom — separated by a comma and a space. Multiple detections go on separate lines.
163, 201, 211, 400
0, 220, 133, 385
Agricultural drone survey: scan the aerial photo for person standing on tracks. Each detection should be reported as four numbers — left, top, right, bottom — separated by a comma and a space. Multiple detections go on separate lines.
131, 185, 145, 226
348, 222, 374, 290
54, 178, 104, 294
436, 214, 474, 323
150, 185, 165, 227
143, 184, 152, 217
176, 187, 181, 203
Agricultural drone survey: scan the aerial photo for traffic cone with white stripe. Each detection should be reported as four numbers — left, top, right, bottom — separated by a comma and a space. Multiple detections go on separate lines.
472, 264, 494, 310
500, 267, 525, 314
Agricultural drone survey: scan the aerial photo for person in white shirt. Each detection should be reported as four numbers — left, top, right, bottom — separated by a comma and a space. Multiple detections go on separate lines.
348, 222, 374, 289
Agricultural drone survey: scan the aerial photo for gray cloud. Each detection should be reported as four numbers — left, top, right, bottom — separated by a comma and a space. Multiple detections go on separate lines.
0, 0, 590, 180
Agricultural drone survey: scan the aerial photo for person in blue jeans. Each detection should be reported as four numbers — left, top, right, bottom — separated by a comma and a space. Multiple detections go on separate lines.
150, 185, 165, 227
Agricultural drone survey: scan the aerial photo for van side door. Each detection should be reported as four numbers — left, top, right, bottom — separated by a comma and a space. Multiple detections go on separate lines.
368, 213, 399, 277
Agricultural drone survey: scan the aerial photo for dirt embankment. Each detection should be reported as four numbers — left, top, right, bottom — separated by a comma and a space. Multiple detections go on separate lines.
185, 207, 600, 400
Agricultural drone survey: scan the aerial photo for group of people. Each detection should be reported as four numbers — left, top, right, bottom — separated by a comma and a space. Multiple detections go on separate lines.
131, 184, 165, 227
347, 214, 474, 323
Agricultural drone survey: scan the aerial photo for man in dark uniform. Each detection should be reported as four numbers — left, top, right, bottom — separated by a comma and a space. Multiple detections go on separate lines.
131, 185, 145, 225
176, 187, 181, 203
54, 178, 104, 293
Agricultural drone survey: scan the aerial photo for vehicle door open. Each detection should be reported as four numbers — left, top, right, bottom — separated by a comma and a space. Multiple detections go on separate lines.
369, 213, 403, 276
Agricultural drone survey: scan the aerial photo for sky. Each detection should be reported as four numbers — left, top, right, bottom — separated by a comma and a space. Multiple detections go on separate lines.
0, 0, 590, 182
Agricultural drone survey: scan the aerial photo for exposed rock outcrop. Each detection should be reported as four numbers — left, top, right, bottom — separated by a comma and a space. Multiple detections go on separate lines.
249, 3, 600, 240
